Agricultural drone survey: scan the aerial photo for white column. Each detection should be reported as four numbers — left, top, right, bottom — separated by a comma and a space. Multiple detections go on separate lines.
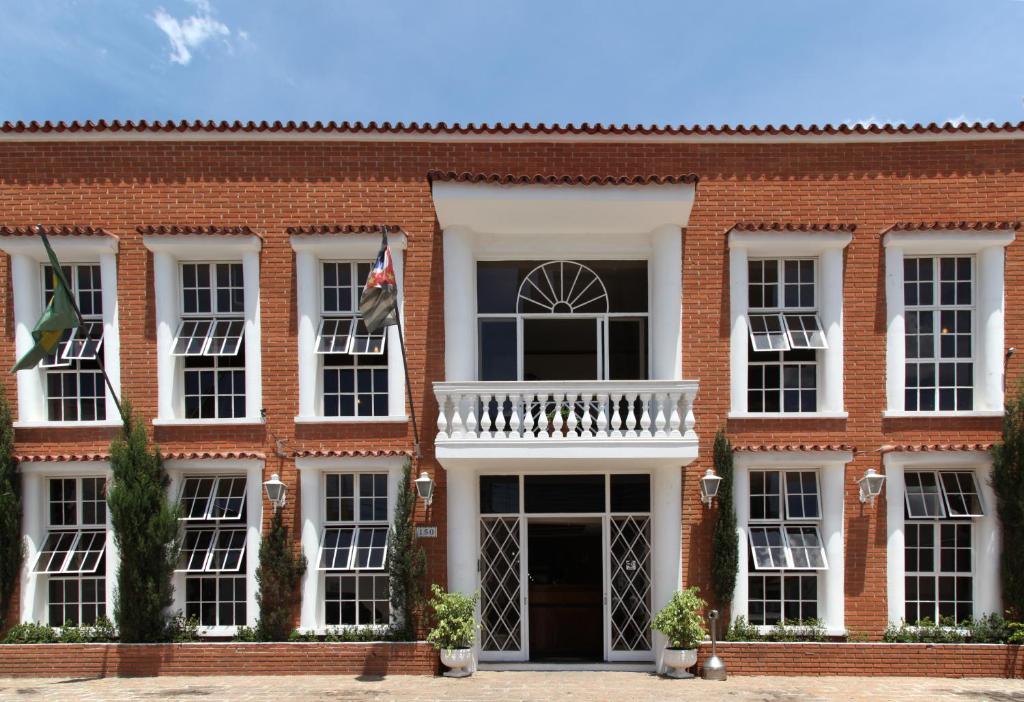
99, 252, 121, 422
446, 467, 477, 595
298, 466, 322, 630
245, 464, 264, 627
295, 250, 319, 419
819, 462, 846, 633
884, 245, 905, 413
732, 466, 750, 623
729, 246, 749, 414
819, 249, 844, 413
11, 254, 45, 422
167, 469, 185, 616
976, 246, 1006, 411
975, 462, 1001, 616
442, 227, 477, 381
104, 468, 119, 622
242, 250, 262, 420
650, 225, 683, 380
388, 245, 408, 417
652, 466, 682, 604
153, 251, 179, 420
20, 471, 43, 623
885, 457, 905, 624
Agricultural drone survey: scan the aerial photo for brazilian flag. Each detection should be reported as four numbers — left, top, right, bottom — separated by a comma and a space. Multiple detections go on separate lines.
10, 234, 79, 373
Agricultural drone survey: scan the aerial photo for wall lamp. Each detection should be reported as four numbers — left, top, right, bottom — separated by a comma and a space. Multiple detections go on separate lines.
858, 468, 886, 507
263, 473, 287, 510
415, 471, 434, 507
699, 469, 723, 508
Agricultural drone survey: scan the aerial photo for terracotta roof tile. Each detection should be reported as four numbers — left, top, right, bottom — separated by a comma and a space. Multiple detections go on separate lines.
161, 450, 266, 461
733, 444, 856, 453
880, 443, 994, 454
428, 171, 698, 185
3, 119, 1024, 138
137, 225, 260, 237
286, 224, 398, 235
882, 221, 1020, 234
294, 449, 411, 459
0, 226, 114, 238
733, 222, 856, 233
16, 453, 110, 463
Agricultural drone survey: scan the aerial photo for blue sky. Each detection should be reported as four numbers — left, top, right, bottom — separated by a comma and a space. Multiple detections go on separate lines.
1, 0, 1022, 127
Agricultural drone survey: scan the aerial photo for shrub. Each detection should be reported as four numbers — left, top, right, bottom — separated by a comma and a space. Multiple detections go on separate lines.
2, 622, 58, 644
651, 586, 707, 649
1009, 622, 1024, 644
255, 508, 307, 641
710, 431, 738, 610
724, 615, 828, 642
882, 618, 967, 643
233, 626, 259, 642
107, 404, 180, 642
288, 629, 319, 642
324, 625, 395, 642
426, 585, 478, 650
0, 388, 22, 631
993, 381, 1024, 620
166, 613, 199, 642
389, 459, 427, 640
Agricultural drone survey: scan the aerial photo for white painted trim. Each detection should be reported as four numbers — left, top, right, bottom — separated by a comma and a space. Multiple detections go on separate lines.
728, 230, 853, 255
0, 236, 118, 259
289, 231, 408, 256
13, 419, 124, 429
883, 230, 1015, 254
142, 234, 262, 255
883, 451, 999, 624
152, 418, 266, 427
294, 415, 409, 424
727, 411, 849, 420
882, 410, 1004, 419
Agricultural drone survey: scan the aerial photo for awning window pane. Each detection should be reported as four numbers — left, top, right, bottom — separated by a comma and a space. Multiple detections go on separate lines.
940, 472, 984, 517
349, 318, 387, 356
179, 477, 216, 520
33, 531, 77, 573
208, 477, 247, 520
207, 529, 247, 572
62, 322, 105, 361
905, 471, 946, 519
177, 528, 215, 572
171, 320, 213, 356
316, 317, 356, 355
784, 526, 828, 570
749, 526, 788, 570
749, 314, 791, 352
318, 527, 356, 570
353, 526, 388, 570
40, 329, 74, 368
205, 320, 245, 356
783, 314, 827, 350
64, 530, 107, 574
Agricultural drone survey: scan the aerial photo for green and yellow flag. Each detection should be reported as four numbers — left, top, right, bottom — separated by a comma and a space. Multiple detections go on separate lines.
10, 234, 79, 373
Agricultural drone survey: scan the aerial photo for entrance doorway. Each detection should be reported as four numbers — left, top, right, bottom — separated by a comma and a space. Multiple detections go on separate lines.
527, 519, 603, 661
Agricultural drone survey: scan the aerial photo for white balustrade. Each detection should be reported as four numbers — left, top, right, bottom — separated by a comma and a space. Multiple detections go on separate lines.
433, 381, 699, 444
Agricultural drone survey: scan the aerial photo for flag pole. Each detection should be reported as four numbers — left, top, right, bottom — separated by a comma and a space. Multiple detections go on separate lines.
381, 225, 421, 459
35, 226, 126, 424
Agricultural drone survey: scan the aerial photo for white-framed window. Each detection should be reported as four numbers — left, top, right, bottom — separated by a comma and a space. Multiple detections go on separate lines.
745, 469, 827, 624
40, 264, 107, 422
903, 470, 984, 624
32, 476, 108, 626
903, 256, 974, 412
317, 261, 389, 418
318, 472, 390, 626
175, 475, 249, 628
746, 259, 825, 413
172, 262, 247, 419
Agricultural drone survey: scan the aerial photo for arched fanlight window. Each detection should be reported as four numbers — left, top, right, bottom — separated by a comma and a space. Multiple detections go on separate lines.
516, 261, 609, 314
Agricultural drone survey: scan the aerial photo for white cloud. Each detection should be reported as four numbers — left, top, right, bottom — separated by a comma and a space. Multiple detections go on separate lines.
152, 0, 230, 66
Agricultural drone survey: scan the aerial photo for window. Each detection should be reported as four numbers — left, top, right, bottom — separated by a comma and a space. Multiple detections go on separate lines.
319, 473, 390, 626
746, 259, 825, 413
176, 475, 248, 627
41, 265, 106, 422
319, 262, 388, 417
903, 470, 983, 624
33, 477, 107, 626
172, 263, 246, 419
903, 257, 973, 412
746, 470, 826, 625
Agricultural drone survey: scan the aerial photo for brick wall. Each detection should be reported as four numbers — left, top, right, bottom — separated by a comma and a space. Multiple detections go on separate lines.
1, 136, 1022, 638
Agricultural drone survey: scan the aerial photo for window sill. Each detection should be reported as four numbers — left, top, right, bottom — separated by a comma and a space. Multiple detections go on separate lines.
751, 624, 848, 638
883, 410, 1003, 419
728, 411, 848, 420
294, 415, 409, 425
152, 418, 265, 427
13, 419, 123, 429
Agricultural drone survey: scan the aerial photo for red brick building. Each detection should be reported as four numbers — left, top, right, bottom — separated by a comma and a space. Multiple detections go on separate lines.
0, 120, 1019, 663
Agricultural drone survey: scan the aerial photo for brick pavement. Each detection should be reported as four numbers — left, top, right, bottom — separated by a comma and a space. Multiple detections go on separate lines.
1, 673, 1023, 701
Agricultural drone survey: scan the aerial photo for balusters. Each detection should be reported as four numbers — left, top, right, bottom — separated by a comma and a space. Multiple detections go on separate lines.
609, 391, 623, 438
449, 393, 464, 438
435, 393, 449, 440
479, 393, 493, 439
551, 392, 564, 437
535, 390, 550, 438
653, 392, 667, 438
624, 392, 638, 438
522, 391, 536, 439
464, 395, 478, 439
683, 391, 697, 440
667, 391, 682, 438
595, 393, 608, 438
565, 392, 579, 439
508, 393, 522, 438
638, 392, 652, 438
494, 391, 508, 437
580, 392, 593, 438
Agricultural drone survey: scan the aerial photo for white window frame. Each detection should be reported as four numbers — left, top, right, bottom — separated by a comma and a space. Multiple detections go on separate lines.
296, 455, 404, 633
732, 451, 850, 635
883, 228, 1014, 417
291, 232, 408, 423
746, 471, 828, 575
884, 451, 1000, 626
728, 229, 851, 419
144, 234, 262, 425
165, 459, 264, 636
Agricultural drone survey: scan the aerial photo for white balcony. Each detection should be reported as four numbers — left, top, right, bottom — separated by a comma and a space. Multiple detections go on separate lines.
433, 380, 699, 467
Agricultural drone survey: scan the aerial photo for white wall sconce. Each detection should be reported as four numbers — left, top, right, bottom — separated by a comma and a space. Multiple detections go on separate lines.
858, 468, 886, 507
699, 469, 723, 507
415, 471, 434, 507
263, 473, 287, 510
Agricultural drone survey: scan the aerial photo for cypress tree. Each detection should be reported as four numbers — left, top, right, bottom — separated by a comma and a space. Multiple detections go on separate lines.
388, 459, 427, 640
992, 382, 1024, 619
0, 387, 22, 630
255, 506, 306, 641
710, 430, 739, 609
106, 404, 180, 642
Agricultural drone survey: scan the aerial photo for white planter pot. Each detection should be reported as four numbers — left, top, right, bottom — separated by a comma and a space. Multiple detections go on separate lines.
662, 647, 698, 679
440, 647, 476, 678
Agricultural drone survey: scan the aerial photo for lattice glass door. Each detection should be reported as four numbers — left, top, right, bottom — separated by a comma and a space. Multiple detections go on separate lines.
479, 516, 526, 660
607, 515, 652, 659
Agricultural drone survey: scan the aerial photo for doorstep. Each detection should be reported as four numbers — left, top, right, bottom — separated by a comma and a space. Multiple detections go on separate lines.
478, 662, 656, 672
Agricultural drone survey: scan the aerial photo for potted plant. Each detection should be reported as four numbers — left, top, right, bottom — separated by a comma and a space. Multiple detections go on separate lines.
651, 586, 707, 679
426, 585, 479, 678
